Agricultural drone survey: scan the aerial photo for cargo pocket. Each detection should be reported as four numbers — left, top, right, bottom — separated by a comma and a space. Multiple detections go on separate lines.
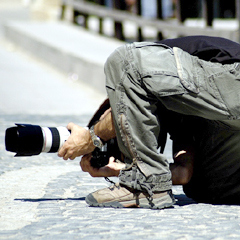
142, 73, 187, 97
213, 65, 240, 119
173, 47, 200, 94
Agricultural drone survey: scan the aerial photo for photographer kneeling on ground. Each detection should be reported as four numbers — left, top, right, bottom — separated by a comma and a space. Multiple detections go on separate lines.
58, 36, 240, 209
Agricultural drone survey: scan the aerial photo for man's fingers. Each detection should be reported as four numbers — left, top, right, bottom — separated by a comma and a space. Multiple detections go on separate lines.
80, 154, 92, 172
69, 155, 76, 160
80, 154, 106, 177
67, 122, 75, 131
58, 146, 66, 158
63, 149, 77, 160
80, 155, 122, 178
58, 143, 73, 160
108, 156, 115, 164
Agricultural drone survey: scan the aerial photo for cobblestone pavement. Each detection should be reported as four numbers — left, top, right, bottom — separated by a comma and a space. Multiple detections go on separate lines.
1, 1, 240, 240
2, 113, 240, 240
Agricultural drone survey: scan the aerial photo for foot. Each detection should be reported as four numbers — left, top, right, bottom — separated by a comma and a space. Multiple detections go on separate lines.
85, 183, 175, 209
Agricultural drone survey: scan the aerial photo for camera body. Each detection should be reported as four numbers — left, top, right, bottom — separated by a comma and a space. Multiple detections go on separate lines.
5, 123, 119, 168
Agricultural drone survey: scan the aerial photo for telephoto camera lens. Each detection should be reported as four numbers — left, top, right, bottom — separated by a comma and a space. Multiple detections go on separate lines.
5, 123, 70, 156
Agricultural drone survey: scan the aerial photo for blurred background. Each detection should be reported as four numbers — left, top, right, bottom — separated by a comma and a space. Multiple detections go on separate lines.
2, 0, 238, 42
58, 0, 239, 42
1, 0, 236, 94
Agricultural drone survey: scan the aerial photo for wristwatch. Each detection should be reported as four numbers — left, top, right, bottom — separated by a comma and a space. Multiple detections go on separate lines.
89, 125, 103, 149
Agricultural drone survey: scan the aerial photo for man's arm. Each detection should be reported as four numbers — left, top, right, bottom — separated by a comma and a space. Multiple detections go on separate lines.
94, 108, 116, 142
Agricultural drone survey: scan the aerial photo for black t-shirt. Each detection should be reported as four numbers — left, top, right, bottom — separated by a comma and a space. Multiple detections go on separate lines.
182, 119, 240, 204
158, 35, 240, 64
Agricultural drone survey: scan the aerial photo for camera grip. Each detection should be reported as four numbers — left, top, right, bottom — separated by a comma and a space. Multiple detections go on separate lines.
90, 148, 110, 168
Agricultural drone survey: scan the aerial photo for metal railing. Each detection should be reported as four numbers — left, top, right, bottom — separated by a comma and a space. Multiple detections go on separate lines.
60, 0, 240, 42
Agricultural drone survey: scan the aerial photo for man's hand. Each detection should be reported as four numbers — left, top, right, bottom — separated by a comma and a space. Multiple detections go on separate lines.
170, 149, 194, 185
80, 154, 125, 177
58, 122, 95, 160
58, 108, 116, 161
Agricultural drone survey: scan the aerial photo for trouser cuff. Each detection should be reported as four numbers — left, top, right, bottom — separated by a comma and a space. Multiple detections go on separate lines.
119, 164, 172, 196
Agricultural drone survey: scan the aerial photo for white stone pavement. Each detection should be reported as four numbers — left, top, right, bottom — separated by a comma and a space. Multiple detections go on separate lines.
1, 1, 240, 239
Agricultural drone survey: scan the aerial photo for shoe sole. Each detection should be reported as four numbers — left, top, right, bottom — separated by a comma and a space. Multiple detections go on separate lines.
86, 192, 175, 209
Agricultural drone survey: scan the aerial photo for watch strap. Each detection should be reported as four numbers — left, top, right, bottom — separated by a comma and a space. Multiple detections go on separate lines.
89, 125, 103, 149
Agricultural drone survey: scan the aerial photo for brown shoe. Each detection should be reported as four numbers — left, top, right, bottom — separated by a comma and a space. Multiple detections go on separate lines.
85, 183, 175, 209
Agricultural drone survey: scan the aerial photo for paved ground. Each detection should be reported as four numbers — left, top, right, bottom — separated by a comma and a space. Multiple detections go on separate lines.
1, 1, 240, 239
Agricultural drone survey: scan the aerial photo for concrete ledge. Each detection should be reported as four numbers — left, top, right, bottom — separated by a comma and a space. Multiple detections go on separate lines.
4, 21, 124, 94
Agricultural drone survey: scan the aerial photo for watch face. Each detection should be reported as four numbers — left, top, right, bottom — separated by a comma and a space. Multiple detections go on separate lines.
93, 139, 101, 147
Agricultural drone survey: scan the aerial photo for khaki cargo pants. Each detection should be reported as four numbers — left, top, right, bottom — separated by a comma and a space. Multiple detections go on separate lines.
104, 42, 240, 194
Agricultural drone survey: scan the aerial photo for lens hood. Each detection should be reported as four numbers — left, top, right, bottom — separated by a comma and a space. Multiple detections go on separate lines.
5, 124, 44, 156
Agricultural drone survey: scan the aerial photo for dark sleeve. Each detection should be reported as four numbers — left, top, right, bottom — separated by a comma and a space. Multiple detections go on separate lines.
158, 36, 240, 64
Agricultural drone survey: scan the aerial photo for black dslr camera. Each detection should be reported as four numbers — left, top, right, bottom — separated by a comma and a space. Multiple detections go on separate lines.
5, 123, 120, 169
